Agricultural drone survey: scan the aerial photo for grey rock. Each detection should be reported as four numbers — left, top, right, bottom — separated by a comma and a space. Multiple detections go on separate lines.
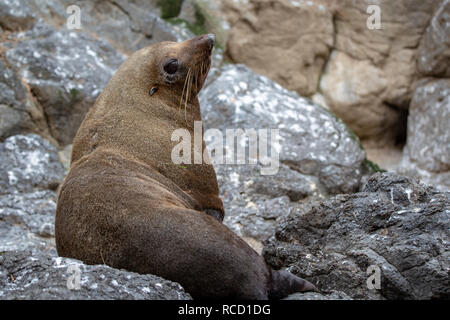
0, 0, 191, 52
398, 79, 450, 192
179, 0, 230, 49
0, 104, 30, 140
0, 250, 191, 300
5, 24, 125, 145
0, 0, 36, 31
0, 190, 57, 256
0, 59, 28, 108
285, 290, 352, 300
0, 60, 35, 140
200, 64, 366, 196
57, 0, 193, 54
417, 0, 450, 77
263, 172, 450, 300
219, 164, 323, 252
0, 133, 62, 255
0, 134, 65, 195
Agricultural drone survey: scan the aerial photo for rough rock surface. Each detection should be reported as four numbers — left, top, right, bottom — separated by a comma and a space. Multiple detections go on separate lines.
0, 251, 191, 300
224, 0, 334, 97
4, 23, 125, 146
200, 64, 367, 195
0, 0, 196, 146
199, 64, 367, 251
285, 290, 352, 300
0, 59, 47, 141
263, 172, 450, 300
224, 0, 443, 146
0, 134, 63, 255
0, 190, 58, 255
0, 0, 190, 53
1, 0, 447, 301
320, 0, 442, 145
57, 0, 193, 53
398, 79, 450, 192
0, 134, 65, 195
180, 0, 229, 49
417, 0, 450, 77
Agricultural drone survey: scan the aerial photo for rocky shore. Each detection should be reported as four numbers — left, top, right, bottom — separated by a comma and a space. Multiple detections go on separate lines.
0, 0, 448, 300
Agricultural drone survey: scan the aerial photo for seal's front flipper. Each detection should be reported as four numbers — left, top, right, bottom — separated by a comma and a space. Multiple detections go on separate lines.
203, 209, 224, 222
269, 269, 319, 299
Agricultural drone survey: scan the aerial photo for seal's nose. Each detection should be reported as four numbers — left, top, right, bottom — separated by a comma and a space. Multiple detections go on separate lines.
206, 34, 215, 46
186, 34, 215, 54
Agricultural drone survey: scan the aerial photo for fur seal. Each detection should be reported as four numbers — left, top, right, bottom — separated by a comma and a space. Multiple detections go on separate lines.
55, 34, 317, 299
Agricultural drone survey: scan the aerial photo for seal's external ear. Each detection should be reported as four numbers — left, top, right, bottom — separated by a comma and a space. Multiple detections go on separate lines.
150, 86, 158, 96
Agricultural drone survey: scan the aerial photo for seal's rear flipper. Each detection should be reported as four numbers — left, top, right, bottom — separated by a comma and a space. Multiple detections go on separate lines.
268, 269, 319, 299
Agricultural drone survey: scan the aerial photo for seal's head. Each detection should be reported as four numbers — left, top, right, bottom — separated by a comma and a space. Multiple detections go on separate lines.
154, 34, 214, 94
114, 34, 215, 106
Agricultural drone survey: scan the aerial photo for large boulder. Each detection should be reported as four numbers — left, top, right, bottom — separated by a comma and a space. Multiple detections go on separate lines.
0, 0, 196, 146
199, 64, 368, 251
223, 0, 443, 146
320, 0, 442, 145
0, 60, 51, 141
0, 190, 58, 255
4, 23, 125, 146
224, 0, 334, 97
57, 0, 193, 54
0, 250, 191, 300
398, 79, 450, 192
200, 64, 367, 195
263, 172, 450, 300
0, 134, 65, 255
0, 134, 65, 195
417, 0, 450, 77
0, 0, 190, 53
179, 0, 229, 49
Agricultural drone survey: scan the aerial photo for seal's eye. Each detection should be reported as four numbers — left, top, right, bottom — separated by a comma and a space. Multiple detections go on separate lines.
164, 59, 178, 74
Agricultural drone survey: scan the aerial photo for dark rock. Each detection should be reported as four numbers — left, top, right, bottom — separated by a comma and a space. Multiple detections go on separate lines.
0, 134, 65, 195
0, 250, 191, 300
263, 172, 450, 300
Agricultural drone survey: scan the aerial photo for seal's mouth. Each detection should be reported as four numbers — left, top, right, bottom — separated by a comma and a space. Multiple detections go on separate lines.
180, 34, 214, 106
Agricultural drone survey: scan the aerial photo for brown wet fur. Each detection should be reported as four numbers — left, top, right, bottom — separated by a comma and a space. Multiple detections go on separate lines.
55, 35, 317, 299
